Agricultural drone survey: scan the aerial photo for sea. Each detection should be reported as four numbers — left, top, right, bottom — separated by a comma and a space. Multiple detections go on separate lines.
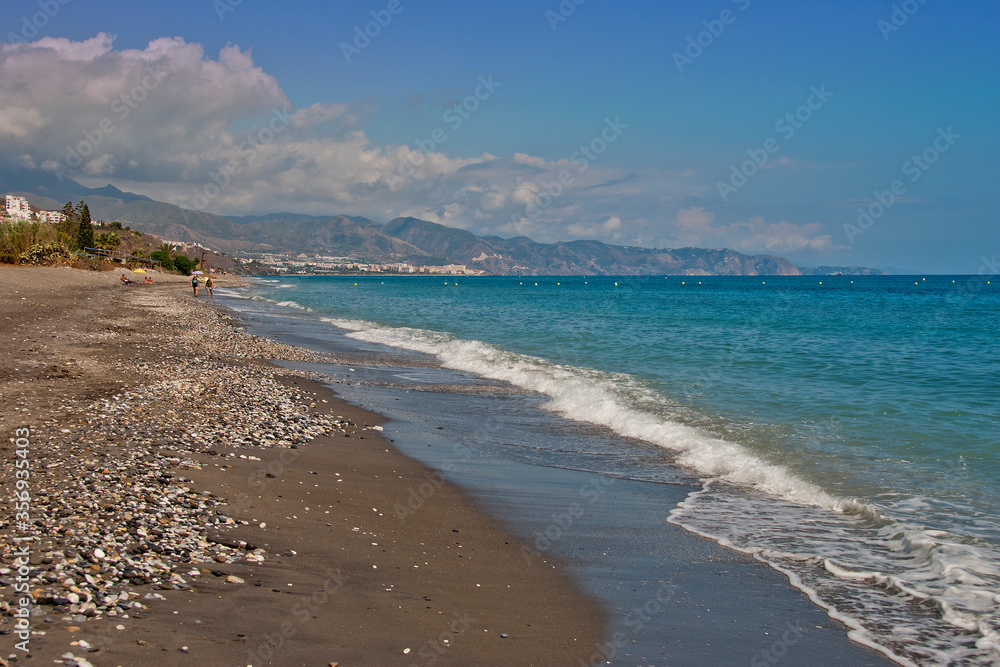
222, 274, 999, 666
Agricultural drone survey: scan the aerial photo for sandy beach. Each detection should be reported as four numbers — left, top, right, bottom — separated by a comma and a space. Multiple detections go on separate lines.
0, 266, 605, 666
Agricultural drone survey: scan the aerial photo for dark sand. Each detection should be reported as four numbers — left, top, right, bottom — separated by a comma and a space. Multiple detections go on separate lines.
0, 266, 604, 666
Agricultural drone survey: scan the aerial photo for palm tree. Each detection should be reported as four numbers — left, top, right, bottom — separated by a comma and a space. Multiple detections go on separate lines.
157, 242, 175, 257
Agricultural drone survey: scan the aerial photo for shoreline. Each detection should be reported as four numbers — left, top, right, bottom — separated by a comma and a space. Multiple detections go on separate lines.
0, 266, 605, 666
226, 280, 900, 666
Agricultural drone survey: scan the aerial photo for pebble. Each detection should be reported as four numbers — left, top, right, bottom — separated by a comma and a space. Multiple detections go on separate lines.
0, 288, 351, 639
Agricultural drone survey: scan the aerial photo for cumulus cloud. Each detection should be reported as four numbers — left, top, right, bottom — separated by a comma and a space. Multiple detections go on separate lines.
1, 34, 289, 184
0, 34, 841, 258
566, 216, 623, 239
667, 207, 842, 253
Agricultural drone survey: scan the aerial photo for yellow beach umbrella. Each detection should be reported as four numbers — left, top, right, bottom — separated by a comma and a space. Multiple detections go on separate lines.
133, 269, 147, 273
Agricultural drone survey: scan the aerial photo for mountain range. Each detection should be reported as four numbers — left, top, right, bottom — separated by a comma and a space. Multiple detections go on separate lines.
1, 167, 883, 276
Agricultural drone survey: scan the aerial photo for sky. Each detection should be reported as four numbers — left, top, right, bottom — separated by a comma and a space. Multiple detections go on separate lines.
1, 0, 997, 272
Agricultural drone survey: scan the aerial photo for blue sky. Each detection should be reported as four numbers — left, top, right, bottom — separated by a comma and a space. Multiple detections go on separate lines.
2, 0, 997, 272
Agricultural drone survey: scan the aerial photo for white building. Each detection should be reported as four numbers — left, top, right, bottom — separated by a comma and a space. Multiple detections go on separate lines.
37, 210, 66, 224
4, 195, 32, 222
386, 263, 416, 273
419, 264, 468, 274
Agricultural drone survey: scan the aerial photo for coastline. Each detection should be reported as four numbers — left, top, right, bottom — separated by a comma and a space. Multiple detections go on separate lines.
0, 266, 604, 666
224, 279, 900, 666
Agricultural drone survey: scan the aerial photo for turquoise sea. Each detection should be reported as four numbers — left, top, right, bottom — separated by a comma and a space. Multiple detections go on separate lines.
234, 274, 999, 665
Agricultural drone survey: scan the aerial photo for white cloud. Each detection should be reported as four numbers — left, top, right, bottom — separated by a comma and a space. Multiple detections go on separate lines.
512, 152, 547, 169
566, 216, 623, 239
291, 102, 350, 128
1, 34, 290, 185
0, 34, 841, 258
667, 206, 842, 253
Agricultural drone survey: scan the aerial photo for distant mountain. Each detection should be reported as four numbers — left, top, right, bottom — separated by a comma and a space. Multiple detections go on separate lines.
372, 217, 802, 275
227, 212, 382, 228
798, 265, 887, 276
2, 168, 879, 276
229, 215, 429, 259
86, 184, 153, 203
383, 216, 492, 263
0, 166, 96, 203
1, 168, 281, 252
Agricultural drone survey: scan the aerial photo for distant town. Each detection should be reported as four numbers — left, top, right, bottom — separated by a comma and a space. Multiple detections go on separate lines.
234, 252, 487, 276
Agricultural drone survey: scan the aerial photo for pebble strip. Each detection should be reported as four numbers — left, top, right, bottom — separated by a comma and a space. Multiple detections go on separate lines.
0, 286, 352, 662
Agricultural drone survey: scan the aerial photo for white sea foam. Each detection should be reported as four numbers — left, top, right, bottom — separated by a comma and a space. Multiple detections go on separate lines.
254, 298, 312, 312
240, 285, 312, 311
275, 300, 311, 311
320, 316, 1000, 666
325, 318, 851, 507
670, 481, 1000, 665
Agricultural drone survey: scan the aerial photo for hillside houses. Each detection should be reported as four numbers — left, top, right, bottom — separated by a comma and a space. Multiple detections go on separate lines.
2, 195, 66, 224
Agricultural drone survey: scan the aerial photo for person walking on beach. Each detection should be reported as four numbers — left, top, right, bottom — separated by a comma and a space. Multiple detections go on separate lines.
191, 274, 199, 296
205, 276, 214, 299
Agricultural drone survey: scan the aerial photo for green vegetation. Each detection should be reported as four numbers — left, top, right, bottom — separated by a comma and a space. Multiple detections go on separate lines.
0, 220, 65, 264
57, 201, 78, 245
149, 251, 172, 270
19, 241, 73, 265
75, 201, 94, 250
172, 255, 193, 275
94, 232, 121, 250
147, 242, 193, 273
149, 242, 175, 270
3, 201, 205, 274
148, 242, 192, 273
